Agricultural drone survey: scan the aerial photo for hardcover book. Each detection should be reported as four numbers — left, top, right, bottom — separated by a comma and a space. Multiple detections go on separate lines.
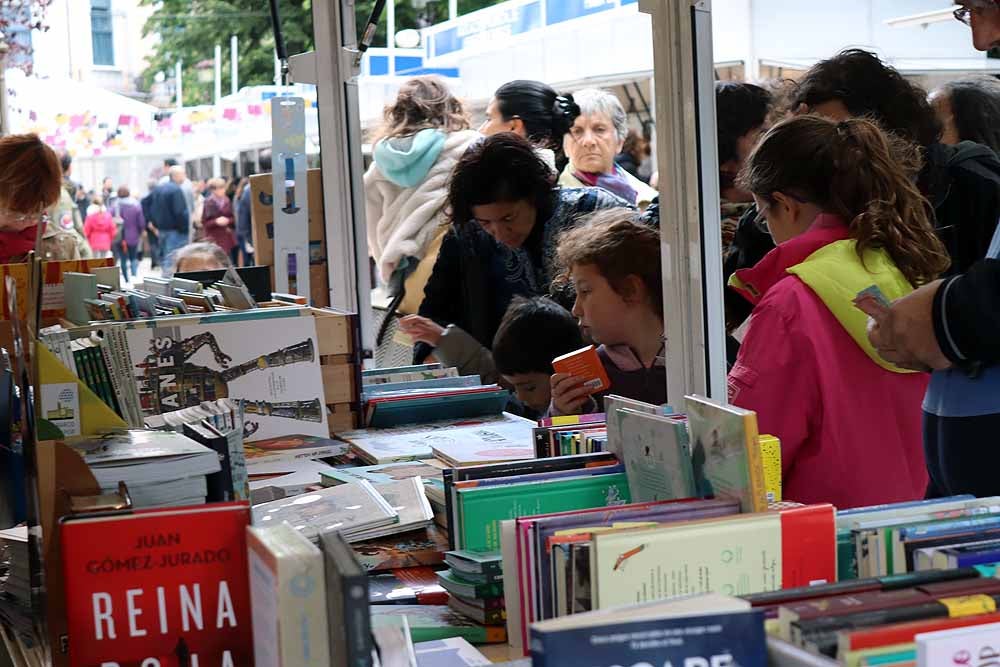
371, 605, 507, 644
616, 408, 695, 503
685, 395, 768, 513
529, 594, 766, 667
60, 502, 253, 667
247, 523, 330, 667
122, 314, 329, 441
348, 477, 435, 542
321, 531, 373, 667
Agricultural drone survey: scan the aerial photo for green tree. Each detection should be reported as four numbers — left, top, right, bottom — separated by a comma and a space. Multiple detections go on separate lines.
141, 0, 506, 106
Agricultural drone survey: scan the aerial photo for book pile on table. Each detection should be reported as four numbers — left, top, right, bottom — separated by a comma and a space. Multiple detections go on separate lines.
0, 527, 32, 649
754, 494, 1000, 665
362, 364, 511, 428
439, 551, 506, 628
69, 430, 223, 508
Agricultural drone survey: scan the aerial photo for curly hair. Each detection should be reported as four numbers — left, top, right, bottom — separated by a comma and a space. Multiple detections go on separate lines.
555, 208, 663, 317
447, 132, 556, 226
716, 81, 771, 165
738, 115, 950, 286
375, 76, 470, 142
792, 49, 942, 148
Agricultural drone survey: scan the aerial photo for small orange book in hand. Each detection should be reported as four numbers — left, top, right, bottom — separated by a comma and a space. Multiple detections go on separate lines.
552, 345, 611, 395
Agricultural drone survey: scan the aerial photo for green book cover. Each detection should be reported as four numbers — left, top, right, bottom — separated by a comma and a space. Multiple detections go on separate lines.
436, 569, 503, 599
76, 347, 102, 403
88, 346, 116, 412
457, 473, 631, 552
444, 550, 503, 576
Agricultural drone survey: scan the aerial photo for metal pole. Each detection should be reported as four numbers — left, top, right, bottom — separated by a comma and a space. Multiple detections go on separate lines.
449, 0, 457, 20
274, 52, 281, 86
640, 0, 727, 401
214, 44, 222, 103
387, 0, 396, 75
231, 34, 239, 95
175, 60, 183, 110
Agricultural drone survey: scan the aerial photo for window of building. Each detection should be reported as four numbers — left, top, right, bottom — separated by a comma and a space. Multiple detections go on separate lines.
91, 0, 114, 66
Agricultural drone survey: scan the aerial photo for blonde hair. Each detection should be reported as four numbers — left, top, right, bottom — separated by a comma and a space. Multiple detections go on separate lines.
207, 177, 227, 191
375, 76, 469, 143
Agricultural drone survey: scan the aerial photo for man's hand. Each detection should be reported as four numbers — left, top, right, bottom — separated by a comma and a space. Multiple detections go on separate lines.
399, 315, 446, 347
867, 279, 952, 372
550, 373, 593, 416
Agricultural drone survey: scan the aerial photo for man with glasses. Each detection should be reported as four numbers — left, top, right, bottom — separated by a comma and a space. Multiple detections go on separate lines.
869, 1, 1000, 499
953, 0, 1000, 51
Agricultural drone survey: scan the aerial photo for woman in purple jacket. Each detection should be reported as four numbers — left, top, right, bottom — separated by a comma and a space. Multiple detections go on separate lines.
114, 185, 146, 283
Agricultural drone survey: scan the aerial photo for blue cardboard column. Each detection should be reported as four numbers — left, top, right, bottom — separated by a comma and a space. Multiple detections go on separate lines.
271, 97, 310, 297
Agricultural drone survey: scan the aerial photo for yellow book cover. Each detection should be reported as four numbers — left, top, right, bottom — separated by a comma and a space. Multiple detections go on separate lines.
591, 513, 782, 609
759, 434, 782, 503
36, 343, 126, 438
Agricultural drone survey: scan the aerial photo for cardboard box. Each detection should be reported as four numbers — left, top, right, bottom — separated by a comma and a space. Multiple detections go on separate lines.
249, 168, 326, 269
322, 362, 356, 405
310, 263, 329, 309
327, 402, 359, 435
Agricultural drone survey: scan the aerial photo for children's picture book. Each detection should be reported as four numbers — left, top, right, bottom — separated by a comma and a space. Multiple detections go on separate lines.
615, 408, 695, 503
122, 314, 329, 442
60, 502, 254, 667
349, 477, 435, 542
431, 436, 535, 468
603, 395, 665, 460
243, 433, 348, 466
322, 460, 445, 488
685, 395, 768, 513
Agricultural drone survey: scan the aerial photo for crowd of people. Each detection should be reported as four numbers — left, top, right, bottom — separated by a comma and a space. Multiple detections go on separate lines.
365, 0, 1000, 510
0, 151, 267, 282
0, 1, 996, 512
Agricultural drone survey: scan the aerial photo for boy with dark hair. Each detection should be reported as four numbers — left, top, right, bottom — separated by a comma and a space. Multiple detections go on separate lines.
493, 296, 583, 415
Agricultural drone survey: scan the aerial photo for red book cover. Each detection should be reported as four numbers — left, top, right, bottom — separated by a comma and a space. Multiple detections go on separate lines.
60, 502, 253, 667
779, 504, 837, 588
840, 610, 1000, 653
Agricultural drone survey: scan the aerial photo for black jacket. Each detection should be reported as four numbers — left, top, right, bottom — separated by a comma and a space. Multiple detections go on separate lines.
147, 181, 190, 234
414, 187, 632, 363
934, 258, 1000, 366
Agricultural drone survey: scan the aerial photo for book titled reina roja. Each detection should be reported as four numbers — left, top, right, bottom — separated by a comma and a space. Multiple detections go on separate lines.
59, 502, 253, 667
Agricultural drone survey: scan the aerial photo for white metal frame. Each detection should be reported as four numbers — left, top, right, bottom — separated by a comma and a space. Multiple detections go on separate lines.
641, 0, 728, 401
310, 0, 376, 361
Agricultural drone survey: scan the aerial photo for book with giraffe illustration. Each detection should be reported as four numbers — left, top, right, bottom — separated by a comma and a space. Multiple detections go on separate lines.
121, 314, 329, 441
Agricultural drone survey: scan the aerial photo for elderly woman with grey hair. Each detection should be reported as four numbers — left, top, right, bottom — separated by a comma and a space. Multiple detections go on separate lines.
558, 88, 658, 209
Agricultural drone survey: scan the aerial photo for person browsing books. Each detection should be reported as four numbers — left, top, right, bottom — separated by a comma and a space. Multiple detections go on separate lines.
549, 210, 666, 416
401, 132, 630, 384
492, 296, 584, 417
728, 115, 950, 509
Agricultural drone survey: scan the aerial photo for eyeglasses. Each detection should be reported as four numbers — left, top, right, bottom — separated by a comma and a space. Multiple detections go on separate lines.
954, 2, 999, 26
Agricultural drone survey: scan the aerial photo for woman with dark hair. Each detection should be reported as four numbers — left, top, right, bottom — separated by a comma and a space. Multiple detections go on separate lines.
716, 81, 771, 251
365, 76, 479, 317
480, 79, 580, 172
729, 116, 949, 508
931, 76, 1000, 154
399, 132, 631, 381
614, 130, 650, 183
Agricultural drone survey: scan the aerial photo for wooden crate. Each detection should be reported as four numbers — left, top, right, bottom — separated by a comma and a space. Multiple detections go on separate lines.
311, 308, 362, 435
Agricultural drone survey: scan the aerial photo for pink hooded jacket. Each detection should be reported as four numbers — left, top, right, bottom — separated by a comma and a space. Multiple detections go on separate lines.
728, 217, 929, 509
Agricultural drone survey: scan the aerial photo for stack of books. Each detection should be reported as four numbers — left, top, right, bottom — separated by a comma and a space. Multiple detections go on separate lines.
501, 496, 837, 654
320, 459, 448, 527
362, 364, 510, 428
0, 526, 32, 652
532, 413, 608, 458
440, 551, 506, 627
339, 413, 535, 467
69, 430, 222, 508
65, 269, 259, 324
744, 495, 1000, 664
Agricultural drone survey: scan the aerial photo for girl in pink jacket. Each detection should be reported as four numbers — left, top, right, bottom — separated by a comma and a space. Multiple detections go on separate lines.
728, 116, 950, 509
